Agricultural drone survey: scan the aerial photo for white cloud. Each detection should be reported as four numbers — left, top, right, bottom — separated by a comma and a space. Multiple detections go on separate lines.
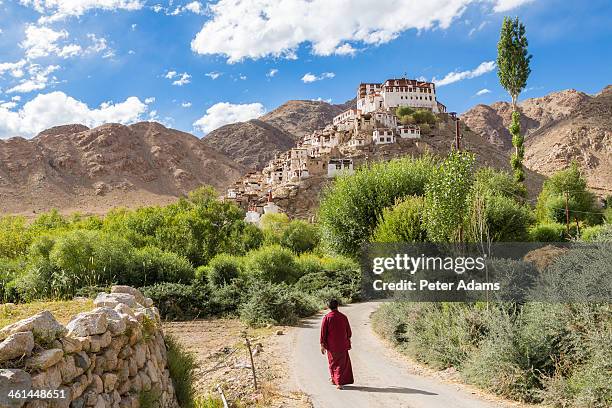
468, 21, 488, 36
312, 97, 332, 103
131, 23, 137, 31
7, 64, 60, 93
266, 68, 278, 78
183, 1, 204, 14
12, 96, 22, 102
0, 101, 18, 109
205, 71, 222, 80
21, 25, 72, 59
475, 88, 491, 96
194, 102, 265, 133
239, 74, 247, 80
493, 0, 535, 12
19, 0, 144, 22
165, 70, 177, 79
433, 61, 496, 87
0, 60, 27, 78
0, 91, 148, 138
152, 4, 163, 12
181, 101, 192, 108
172, 72, 191, 86
145, 97, 156, 104
191, 0, 531, 63
301, 72, 335, 83
86, 34, 110, 54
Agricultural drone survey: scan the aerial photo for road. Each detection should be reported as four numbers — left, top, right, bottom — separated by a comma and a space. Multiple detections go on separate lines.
288, 302, 514, 408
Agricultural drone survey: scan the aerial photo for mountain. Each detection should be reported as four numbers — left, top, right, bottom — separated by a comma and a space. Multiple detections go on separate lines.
461, 89, 591, 149
0, 121, 245, 216
524, 86, 612, 196
203, 100, 345, 170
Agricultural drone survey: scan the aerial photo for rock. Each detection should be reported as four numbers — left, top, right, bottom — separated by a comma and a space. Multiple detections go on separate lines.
110, 286, 146, 306
93, 395, 105, 408
114, 304, 134, 318
31, 365, 62, 390
102, 373, 118, 393
0, 332, 35, 363
73, 351, 91, 371
26, 348, 64, 370
0, 311, 66, 343
60, 337, 82, 354
89, 374, 103, 394
276, 330, 284, 335
70, 397, 85, 408
59, 355, 81, 383
89, 331, 112, 353
0, 369, 32, 408
94, 293, 137, 309
66, 311, 108, 337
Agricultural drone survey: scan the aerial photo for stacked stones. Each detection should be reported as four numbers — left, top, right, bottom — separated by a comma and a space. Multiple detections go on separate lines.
0, 287, 179, 408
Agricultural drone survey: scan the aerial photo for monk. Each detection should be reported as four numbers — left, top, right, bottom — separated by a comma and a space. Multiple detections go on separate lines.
320, 299, 354, 389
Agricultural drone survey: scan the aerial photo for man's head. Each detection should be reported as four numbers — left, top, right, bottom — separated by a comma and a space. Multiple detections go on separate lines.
328, 299, 339, 310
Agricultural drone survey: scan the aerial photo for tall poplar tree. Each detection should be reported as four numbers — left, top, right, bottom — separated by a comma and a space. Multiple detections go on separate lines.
497, 17, 532, 182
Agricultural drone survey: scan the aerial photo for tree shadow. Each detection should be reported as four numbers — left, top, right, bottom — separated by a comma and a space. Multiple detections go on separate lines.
342, 385, 437, 395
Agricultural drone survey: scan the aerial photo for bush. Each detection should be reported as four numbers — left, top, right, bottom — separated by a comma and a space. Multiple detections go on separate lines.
240, 281, 306, 326
371, 196, 426, 242
142, 283, 209, 320
280, 220, 320, 254
130, 246, 194, 286
529, 223, 566, 242
165, 335, 197, 408
260, 213, 290, 245
474, 195, 533, 242
581, 224, 612, 242
473, 168, 527, 200
294, 253, 325, 275
0, 216, 31, 259
244, 245, 298, 283
205, 254, 243, 288
412, 109, 437, 125
318, 156, 436, 256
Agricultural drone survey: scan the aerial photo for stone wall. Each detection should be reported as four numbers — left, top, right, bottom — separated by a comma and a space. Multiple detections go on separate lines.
0, 287, 179, 408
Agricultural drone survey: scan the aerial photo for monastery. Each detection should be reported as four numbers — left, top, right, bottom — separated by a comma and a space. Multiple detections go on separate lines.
225, 78, 450, 222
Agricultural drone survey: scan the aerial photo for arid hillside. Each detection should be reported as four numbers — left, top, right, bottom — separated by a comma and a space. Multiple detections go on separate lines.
203, 100, 345, 170
0, 122, 245, 216
524, 85, 612, 196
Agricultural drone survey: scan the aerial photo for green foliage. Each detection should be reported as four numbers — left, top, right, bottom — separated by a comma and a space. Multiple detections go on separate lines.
244, 245, 298, 283
371, 196, 427, 242
130, 246, 194, 287
497, 16, 532, 108
473, 168, 527, 200
467, 193, 533, 242
165, 335, 197, 408
318, 156, 436, 256
580, 224, 612, 242
205, 254, 242, 288
239, 281, 318, 327
142, 283, 208, 320
412, 109, 437, 125
510, 112, 525, 182
395, 106, 415, 117
260, 212, 290, 244
535, 163, 599, 225
528, 222, 566, 242
194, 396, 224, 408
280, 220, 320, 254
0, 216, 31, 259
425, 151, 475, 242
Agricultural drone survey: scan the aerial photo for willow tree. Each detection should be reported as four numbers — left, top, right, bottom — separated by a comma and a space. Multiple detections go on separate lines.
497, 17, 532, 182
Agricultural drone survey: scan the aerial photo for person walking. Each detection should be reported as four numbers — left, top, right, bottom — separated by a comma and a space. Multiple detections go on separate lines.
320, 299, 354, 389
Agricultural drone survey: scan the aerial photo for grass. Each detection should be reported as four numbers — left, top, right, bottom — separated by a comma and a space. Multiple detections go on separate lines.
165, 334, 197, 408
0, 299, 94, 328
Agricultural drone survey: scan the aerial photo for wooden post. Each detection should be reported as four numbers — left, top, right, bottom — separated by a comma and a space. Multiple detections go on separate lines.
244, 335, 258, 390
216, 385, 229, 408
455, 118, 461, 151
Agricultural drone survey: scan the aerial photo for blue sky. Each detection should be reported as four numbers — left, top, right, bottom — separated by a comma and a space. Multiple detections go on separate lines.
0, 0, 610, 139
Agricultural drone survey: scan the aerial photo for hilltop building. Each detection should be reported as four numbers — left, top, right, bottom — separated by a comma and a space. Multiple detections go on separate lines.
228, 76, 451, 220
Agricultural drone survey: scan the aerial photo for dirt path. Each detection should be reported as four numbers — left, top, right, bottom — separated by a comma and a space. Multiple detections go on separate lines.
286, 302, 525, 408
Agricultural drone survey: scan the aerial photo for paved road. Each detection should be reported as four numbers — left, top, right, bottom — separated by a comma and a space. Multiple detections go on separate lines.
289, 302, 511, 408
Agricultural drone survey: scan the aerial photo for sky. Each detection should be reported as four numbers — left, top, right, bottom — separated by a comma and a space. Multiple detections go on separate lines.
0, 0, 610, 139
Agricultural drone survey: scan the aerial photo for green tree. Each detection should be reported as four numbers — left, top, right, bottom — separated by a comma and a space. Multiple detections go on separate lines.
371, 196, 427, 243
425, 151, 475, 242
497, 16, 532, 182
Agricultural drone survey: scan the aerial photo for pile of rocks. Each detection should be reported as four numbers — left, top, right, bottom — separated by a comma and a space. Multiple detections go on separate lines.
0, 286, 179, 408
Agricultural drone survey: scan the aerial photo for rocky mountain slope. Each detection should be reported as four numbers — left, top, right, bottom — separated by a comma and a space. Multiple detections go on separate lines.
461, 89, 591, 149
524, 86, 612, 196
0, 122, 245, 216
461, 86, 611, 195
203, 100, 345, 170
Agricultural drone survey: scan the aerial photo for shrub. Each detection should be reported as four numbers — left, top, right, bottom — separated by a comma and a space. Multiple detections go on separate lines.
244, 245, 298, 283
581, 224, 612, 242
260, 213, 290, 244
142, 283, 209, 320
165, 335, 197, 408
295, 267, 362, 302
318, 156, 436, 256
280, 220, 320, 254
529, 222, 566, 242
473, 168, 527, 199
0, 216, 31, 259
294, 253, 325, 275
239, 281, 318, 327
205, 254, 243, 288
371, 196, 426, 242
396, 106, 415, 117
477, 195, 533, 242
207, 281, 245, 316
130, 246, 194, 286
412, 109, 437, 125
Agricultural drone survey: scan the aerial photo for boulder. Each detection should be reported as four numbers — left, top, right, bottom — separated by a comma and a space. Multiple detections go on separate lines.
0, 332, 35, 363
59, 336, 82, 354
110, 286, 146, 306
26, 348, 64, 370
94, 293, 137, 309
0, 369, 32, 408
0, 311, 66, 343
102, 373, 118, 393
66, 311, 108, 337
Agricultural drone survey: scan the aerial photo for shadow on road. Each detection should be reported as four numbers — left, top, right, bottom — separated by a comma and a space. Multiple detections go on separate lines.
342, 385, 438, 395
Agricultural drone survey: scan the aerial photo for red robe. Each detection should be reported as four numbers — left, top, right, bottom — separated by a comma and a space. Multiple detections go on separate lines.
320, 309, 354, 386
